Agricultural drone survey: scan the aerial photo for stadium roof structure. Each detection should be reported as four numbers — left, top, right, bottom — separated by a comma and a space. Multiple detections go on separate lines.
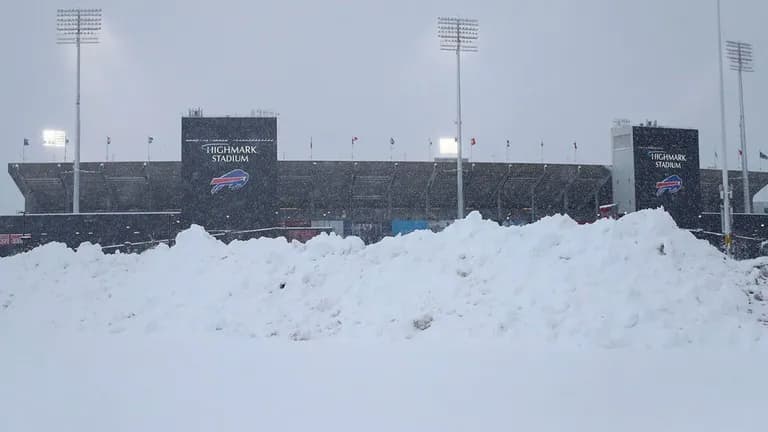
8, 161, 615, 223
8, 162, 181, 214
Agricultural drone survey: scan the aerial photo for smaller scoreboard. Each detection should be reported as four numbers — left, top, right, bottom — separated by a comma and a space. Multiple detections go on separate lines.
181, 117, 277, 230
612, 125, 702, 228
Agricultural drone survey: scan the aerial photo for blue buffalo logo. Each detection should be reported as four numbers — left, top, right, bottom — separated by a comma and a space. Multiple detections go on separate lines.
655, 175, 683, 197
210, 169, 249, 194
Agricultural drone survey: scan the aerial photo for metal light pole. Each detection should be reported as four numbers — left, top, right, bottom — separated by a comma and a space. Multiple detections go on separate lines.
438, 17, 478, 220
716, 0, 732, 252
147, 136, 154, 162
57, 8, 102, 214
726, 40, 754, 214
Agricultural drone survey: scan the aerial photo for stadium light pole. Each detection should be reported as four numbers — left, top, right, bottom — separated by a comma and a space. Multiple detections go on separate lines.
715, 0, 732, 253
438, 16, 478, 220
726, 40, 754, 214
57, 8, 102, 214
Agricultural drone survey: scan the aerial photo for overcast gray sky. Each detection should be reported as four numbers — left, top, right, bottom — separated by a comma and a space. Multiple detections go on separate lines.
1, 0, 765, 214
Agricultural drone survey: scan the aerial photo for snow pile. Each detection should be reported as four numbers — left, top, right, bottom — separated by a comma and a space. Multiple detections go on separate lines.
1, 209, 767, 347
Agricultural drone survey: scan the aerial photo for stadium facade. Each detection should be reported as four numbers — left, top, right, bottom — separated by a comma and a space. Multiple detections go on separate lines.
3, 117, 768, 257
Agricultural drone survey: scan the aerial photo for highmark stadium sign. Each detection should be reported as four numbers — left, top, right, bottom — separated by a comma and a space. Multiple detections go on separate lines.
184, 139, 273, 163
632, 126, 701, 228
648, 150, 687, 169
181, 117, 277, 230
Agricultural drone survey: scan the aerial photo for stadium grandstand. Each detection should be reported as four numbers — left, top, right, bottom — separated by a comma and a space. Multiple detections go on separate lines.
7, 160, 768, 258
9, 161, 614, 224
9, 161, 768, 217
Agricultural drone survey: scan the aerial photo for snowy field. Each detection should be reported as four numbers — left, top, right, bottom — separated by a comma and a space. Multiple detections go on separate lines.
2, 209, 768, 431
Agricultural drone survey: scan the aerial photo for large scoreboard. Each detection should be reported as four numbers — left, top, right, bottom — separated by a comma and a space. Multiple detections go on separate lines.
181, 117, 277, 230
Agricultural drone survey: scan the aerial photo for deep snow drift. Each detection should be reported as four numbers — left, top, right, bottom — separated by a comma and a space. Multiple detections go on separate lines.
2, 209, 767, 347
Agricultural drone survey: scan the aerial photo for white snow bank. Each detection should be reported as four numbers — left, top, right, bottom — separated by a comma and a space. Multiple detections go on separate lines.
1, 209, 767, 347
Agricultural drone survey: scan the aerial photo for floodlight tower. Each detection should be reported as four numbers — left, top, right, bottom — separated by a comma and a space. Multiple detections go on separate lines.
726, 40, 754, 214
438, 17, 478, 219
57, 8, 102, 213
715, 0, 732, 253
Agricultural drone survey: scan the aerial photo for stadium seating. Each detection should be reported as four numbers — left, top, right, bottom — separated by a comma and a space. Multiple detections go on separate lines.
11, 161, 768, 225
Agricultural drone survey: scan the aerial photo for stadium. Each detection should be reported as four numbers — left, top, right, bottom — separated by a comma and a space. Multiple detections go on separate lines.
3, 117, 768, 257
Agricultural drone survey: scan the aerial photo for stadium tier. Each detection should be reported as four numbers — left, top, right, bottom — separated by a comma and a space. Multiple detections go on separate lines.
11, 161, 768, 220
7, 161, 768, 258
9, 161, 616, 224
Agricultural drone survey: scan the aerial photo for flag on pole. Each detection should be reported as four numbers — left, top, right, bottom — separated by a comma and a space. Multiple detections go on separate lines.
573, 142, 577, 150
352, 136, 358, 143
760, 151, 768, 160
148, 136, 154, 144
107, 136, 111, 145
738, 148, 743, 157
390, 137, 395, 146
470, 137, 477, 146
310, 137, 313, 149
506, 139, 510, 148
429, 138, 433, 147
23, 138, 29, 146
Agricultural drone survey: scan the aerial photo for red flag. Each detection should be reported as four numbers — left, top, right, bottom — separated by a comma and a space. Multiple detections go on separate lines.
470, 137, 476, 146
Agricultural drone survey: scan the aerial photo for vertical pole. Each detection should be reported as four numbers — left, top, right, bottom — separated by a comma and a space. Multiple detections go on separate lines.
73, 10, 81, 214
106, 137, 109, 162
737, 58, 750, 213
716, 0, 732, 252
455, 22, 464, 219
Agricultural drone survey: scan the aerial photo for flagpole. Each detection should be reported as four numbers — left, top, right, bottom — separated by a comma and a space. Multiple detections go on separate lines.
540, 140, 544, 163
310, 136, 313, 161
573, 142, 577, 164
505, 140, 510, 163
351, 137, 354, 161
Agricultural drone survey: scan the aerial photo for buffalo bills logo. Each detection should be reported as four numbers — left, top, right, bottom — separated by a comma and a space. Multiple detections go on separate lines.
210, 169, 249, 194
656, 175, 683, 197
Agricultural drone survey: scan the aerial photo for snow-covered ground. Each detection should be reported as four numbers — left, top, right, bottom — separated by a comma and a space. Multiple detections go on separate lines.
2, 209, 768, 431
2, 337, 767, 432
